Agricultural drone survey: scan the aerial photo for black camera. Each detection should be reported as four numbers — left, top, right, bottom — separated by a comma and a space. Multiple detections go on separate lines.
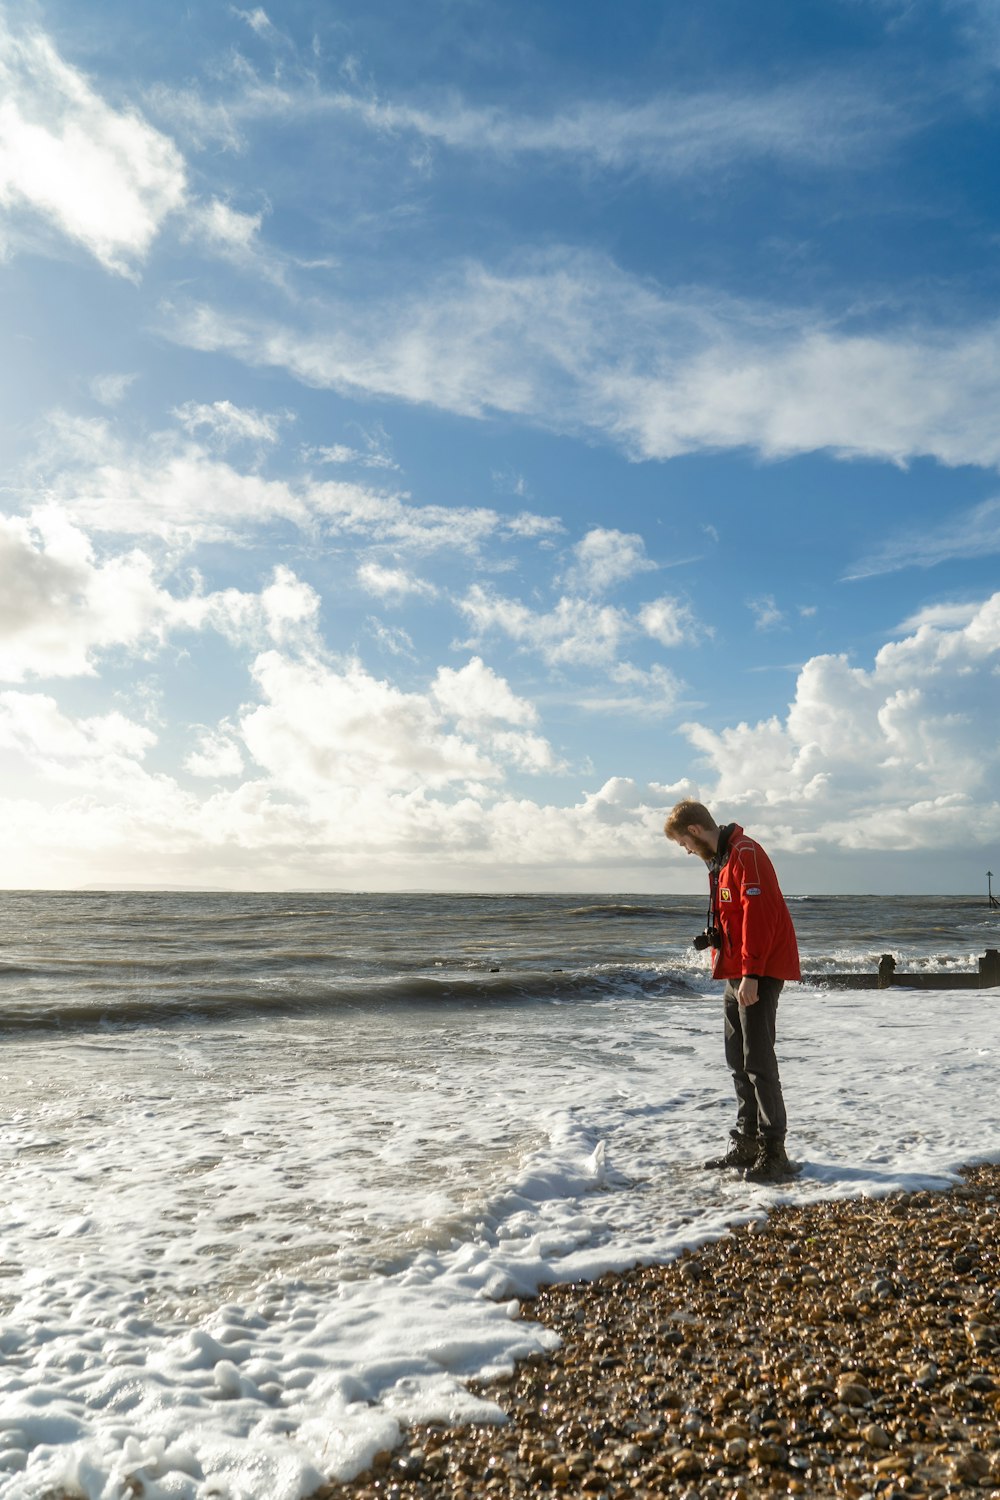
693, 925, 722, 951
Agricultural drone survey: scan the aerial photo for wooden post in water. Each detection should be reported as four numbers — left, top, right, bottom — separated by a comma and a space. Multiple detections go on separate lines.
877, 953, 897, 988
989, 870, 999, 910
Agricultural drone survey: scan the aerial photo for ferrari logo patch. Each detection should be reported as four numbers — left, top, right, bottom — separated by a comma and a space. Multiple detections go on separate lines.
720, 888, 731, 901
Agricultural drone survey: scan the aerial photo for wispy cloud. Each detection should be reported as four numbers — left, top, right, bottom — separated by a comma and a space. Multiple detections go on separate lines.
844, 496, 1000, 579
173, 400, 288, 449
154, 60, 906, 179
164, 252, 1000, 471
326, 77, 904, 175
29, 410, 565, 553
748, 594, 785, 631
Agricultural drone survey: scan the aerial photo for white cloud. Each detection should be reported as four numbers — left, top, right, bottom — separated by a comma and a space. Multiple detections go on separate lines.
173, 399, 286, 448
187, 197, 262, 251
9, 594, 997, 886
681, 590, 1000, 852
90, 373, 137, 407
431, 657, 538, 727
638, 596, 701, 647
241, 651, 501, 793
201, 566, 323, 651
356, 562, 438, 601
844, 496, 1000, 579
748, 594, 785, 631
367, 619, 417, 659
193, 71, 903, 177
35, 412, 561, 551
577, 661, 685, 717
0, 21, 186, 274
562, 527, 656, 595
493, 469, 530, 498
402, 82, 899, 172
0, 506, 201, 680
459, 585, 633, 668
458, 582, 702, 675
233, 7, 278, 40
306, 442, 399, 472
0, 691, 156, 765
185, 728, 245, 779
165, 253, 1000, 471
896, 600, 981, 632
0, 506, 325, 680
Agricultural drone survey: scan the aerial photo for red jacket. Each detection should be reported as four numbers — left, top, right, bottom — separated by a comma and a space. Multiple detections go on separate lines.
710, 825, 800, 982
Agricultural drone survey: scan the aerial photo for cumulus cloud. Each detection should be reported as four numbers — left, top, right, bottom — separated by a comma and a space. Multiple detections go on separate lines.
0, 506, 201, 680
203, 565, 323, 651
0, 691, 156, 765
458, 582, 702, 672
236, 650, 562, 800
561, 527, 656, 595
7, 595, 998, 887
431, 657, 537, 727
681, 591, 1000, 852
165, 252, 1000, 470
638, 596, 702, 647
0, 20, 186, 274
0, 507, 324, 680
184, 728, 245, 779
459, 585, 633, 668
241, 651, 501, 793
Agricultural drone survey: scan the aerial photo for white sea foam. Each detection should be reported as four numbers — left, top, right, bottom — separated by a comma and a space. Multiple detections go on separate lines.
1, 980, 999, 1498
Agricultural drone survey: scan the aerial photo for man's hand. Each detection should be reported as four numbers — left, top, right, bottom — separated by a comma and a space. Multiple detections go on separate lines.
737, 976, 759, 1007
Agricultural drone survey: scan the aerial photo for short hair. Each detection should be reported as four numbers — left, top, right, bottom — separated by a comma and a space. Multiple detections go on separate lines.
664, 799, 718, 838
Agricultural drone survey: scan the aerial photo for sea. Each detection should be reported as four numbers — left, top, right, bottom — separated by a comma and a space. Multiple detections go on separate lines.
0, 891, 998, 1500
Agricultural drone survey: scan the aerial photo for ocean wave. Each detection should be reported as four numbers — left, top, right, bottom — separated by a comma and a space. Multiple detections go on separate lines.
0, 965, 703, 1033
563, 903, 669, 918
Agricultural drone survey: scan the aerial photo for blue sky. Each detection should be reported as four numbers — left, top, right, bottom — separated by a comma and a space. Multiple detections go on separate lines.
1, 0, 999, 893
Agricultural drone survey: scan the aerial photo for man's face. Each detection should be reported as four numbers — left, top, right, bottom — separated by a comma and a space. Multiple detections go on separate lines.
671, 826, 716, 861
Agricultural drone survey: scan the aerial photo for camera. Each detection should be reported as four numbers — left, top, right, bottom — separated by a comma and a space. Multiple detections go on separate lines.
693, 925, 722, 951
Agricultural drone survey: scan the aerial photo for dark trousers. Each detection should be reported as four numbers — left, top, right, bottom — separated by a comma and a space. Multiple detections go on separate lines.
723, 977, 787, 1142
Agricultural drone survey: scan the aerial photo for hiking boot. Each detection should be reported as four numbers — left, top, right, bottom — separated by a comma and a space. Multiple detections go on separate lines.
744, 1138, 796, 1184
702, 1132, 758, 1170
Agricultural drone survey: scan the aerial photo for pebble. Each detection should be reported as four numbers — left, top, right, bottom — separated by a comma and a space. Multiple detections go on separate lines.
307, 1164, 1000, 1500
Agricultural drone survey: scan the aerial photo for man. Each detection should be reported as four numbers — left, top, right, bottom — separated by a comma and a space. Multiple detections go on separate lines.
664, 799, 800, 1184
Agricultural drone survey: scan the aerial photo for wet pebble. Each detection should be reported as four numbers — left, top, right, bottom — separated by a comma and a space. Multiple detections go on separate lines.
308, 1163, 1000, 1500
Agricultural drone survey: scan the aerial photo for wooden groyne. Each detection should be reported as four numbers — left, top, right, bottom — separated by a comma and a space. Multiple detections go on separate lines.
807, 949, 1000, 990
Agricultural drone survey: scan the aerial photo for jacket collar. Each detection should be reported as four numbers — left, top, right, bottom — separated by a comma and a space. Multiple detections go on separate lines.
712, 822, 740, 869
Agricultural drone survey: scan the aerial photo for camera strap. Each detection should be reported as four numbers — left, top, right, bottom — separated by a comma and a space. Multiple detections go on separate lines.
707, 824, 736, 931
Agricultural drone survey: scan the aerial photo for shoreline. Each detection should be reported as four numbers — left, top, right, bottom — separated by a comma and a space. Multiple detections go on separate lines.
313, 1163, 1000, 1500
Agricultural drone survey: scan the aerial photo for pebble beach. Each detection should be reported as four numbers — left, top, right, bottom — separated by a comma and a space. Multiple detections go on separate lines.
314, 1163, 1000, 1500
